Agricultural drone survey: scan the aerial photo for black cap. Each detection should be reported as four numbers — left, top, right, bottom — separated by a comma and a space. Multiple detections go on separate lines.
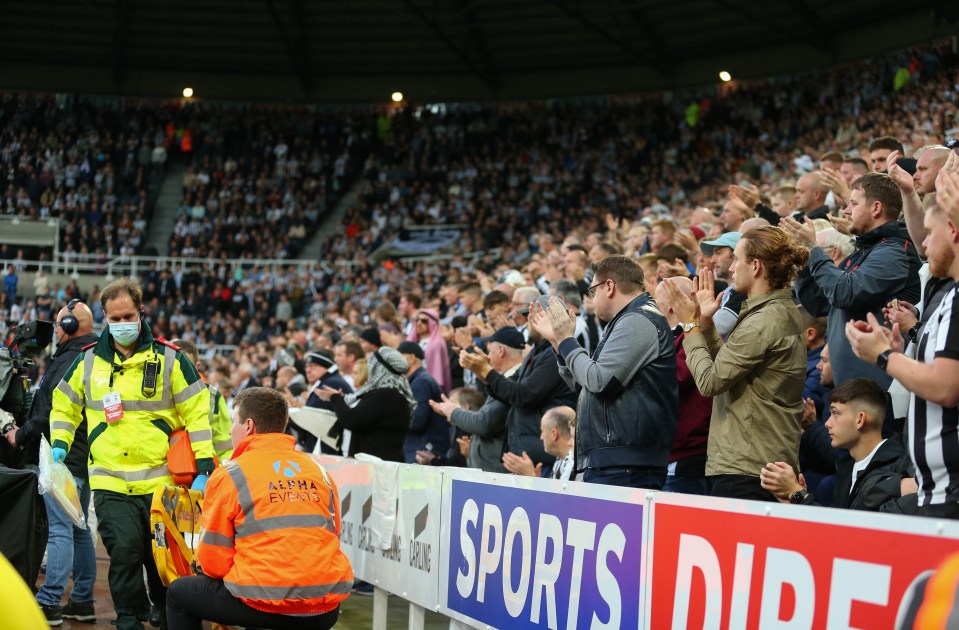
360, 327, 382, 348
397, 341, 425, 360
305, 351, 336, 370
479, 327, 527, 350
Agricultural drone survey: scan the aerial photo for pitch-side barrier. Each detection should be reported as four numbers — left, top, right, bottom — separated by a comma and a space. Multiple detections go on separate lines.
312, 455, 959, 630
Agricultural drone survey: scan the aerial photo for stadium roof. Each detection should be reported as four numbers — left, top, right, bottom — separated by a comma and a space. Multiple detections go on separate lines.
1, 0, 956, 104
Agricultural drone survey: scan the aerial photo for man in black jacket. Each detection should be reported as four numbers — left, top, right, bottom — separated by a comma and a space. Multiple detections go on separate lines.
461, 297, 576, 470
5, 300, 98, 625
760, 378, 915, 512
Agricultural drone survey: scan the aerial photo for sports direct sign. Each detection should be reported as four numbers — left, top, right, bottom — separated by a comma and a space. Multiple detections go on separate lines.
649, 495, 959, 630
315, 457, 959, 630
444, 475, 647, 630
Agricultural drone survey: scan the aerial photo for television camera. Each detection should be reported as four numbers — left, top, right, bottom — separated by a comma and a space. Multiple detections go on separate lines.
0, 320, 54, 435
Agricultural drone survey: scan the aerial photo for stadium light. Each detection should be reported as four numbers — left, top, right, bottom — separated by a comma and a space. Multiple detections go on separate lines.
182, 87, 194, 98
391, 91, 404, 103
718, 71, 732, 82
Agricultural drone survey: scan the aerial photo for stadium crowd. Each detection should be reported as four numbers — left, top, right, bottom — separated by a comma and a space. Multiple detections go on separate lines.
3, 47, 959, 507
167, 106, 369, 260
2, 37, 959, 629
0, 94, 166, 263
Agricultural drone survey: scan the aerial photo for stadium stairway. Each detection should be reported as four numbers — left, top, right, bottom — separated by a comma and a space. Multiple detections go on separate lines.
299, 178, 364, 261
145, 160, 187, 256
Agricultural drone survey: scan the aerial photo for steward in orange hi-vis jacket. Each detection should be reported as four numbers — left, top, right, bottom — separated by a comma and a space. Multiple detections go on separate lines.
166, 387, 352, 630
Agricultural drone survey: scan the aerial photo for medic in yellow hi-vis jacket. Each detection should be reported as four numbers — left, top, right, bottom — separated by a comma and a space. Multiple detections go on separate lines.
169, 337, 234, 462
50, 278, 214, 630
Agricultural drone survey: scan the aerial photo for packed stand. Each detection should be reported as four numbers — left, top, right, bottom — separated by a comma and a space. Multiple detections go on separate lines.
3, 42, 959, 520
167, 105, 371, 260
0, 93, 169, 266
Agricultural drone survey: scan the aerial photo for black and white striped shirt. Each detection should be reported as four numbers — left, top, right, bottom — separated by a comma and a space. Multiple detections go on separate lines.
911, 284, 959, 506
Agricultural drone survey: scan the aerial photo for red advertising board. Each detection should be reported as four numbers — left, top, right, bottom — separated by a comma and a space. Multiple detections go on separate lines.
651, 502, 959, 630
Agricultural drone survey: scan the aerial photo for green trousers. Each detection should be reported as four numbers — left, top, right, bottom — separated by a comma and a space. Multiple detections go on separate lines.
94, 490, 167, 630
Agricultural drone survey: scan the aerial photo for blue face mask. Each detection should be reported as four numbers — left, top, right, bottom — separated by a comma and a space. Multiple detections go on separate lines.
110, 321, 140, 346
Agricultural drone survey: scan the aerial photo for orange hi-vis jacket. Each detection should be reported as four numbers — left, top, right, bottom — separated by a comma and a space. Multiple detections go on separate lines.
197, 433, 353, 614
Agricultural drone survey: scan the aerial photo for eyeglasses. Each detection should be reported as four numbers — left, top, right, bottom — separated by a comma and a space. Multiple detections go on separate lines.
416, 318, 431, 324
586, 279, 611, 298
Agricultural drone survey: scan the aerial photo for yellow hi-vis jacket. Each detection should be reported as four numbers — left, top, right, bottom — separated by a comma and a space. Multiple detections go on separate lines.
208, 384, 234, 461
51, 329, 215, 495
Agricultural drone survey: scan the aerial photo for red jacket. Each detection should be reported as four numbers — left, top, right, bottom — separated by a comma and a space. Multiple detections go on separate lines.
669, 332, 712, 464
197, 433, 353, 614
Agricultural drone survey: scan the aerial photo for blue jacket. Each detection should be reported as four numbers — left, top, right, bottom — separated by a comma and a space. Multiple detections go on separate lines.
403, 368, 451, 463
795, 220, 921, 387
804, 344, 829, 420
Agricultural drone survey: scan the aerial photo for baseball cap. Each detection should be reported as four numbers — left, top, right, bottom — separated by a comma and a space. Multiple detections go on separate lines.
479, 327, 527, 350
700, 232, 742, 257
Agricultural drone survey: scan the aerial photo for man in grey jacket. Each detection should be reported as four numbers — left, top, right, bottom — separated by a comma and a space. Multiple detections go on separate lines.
429, 327, 526, 473
529, 255, 678, 488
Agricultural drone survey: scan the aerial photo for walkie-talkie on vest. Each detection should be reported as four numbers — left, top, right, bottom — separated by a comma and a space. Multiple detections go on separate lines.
143, 360, 159, 398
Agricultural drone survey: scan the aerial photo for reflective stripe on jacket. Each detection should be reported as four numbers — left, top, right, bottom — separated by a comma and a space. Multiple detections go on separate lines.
50, 328, 214, 494
197, 433, 353, 615
209, 385, 234, 461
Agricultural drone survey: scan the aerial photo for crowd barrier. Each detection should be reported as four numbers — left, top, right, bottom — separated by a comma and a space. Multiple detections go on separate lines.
312, 455, 959, 630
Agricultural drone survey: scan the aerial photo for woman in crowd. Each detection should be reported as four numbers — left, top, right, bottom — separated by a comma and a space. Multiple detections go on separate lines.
317, 347, 415, 462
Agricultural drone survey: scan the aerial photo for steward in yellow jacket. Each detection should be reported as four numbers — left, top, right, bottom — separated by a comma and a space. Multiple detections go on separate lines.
170, 337, 234, 462
167, 387, 352, 630
50, 277, 215, 630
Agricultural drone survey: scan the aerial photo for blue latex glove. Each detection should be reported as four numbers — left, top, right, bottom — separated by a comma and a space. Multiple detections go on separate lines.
191, 474, 209, 493
52, 447, 67, 464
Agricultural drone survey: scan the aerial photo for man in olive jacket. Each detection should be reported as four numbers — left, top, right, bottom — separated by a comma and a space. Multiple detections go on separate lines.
665, 226, 809, 501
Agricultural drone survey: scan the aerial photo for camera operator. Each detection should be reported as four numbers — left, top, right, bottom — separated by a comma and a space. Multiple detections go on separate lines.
4, 299, 98, 625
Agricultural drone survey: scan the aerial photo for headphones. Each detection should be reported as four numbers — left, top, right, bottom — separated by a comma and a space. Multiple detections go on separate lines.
59, 299, 81, 335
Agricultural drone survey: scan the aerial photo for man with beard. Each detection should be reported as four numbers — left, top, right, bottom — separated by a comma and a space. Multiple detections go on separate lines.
785, 173, 922, 387
699, 232, 745, 340
846, 192, 959, 519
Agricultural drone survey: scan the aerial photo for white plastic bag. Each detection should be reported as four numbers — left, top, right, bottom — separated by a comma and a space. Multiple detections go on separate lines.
38, 435, 86, 528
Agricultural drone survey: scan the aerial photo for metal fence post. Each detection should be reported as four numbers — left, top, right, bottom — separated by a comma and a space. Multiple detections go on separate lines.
372, 586, 389, 630
408, 602, 426, 630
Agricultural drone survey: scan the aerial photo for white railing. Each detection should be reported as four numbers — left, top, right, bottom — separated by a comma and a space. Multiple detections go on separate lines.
7, 247, 506, 283
312, 454, 959, 630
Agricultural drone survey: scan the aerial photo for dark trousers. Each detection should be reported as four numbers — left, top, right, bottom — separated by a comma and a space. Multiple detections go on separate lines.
583, 466, 666, 489
709, 474, 778, 502
917, 500, 959, 520
94, 490, 166, 630
167, 575, 339, 630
